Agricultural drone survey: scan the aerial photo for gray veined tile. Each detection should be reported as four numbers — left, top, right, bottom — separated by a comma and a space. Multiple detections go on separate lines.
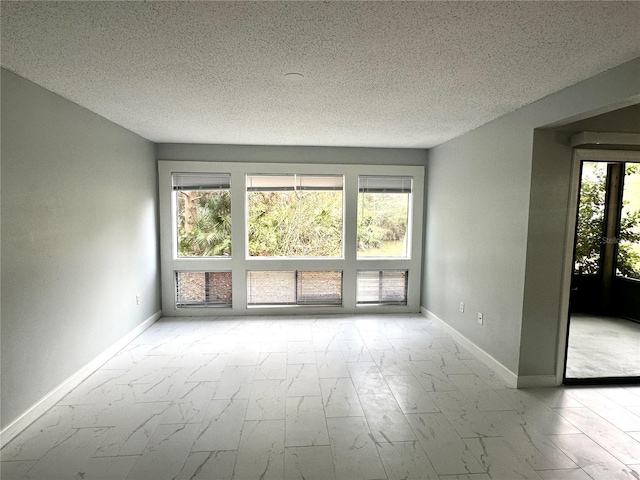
556, 407, 640, 464
339, 341, 373, 363
320, 377, 364, 417
191, 398, 248, 451
226, 342, 261, 366
158, 381, 218, 424
376, 441, 439, 480
437, 338, 477, 360
564, 388, 640, 431
212, 365, 255, 400
629, 431, 640, 442
233, 420, 285, 480
406, 412, 485, 476
536, 468, 594, 480
285, 446, 336, 480
311, 331, 343, 353
465, 437, 543, 480
1, 406, 92, 461
359, 393, 417, 443
496, 389, 581, 435
385, 375, 440, 414
246, 379, 287, 420
407, 360, 459, 391
129, 367, 192, 403
255, 352, 288, 380
461, 359, 511, 390
288, 341, 317, 364
260, 337, 289, 353
285, 396, 330, 447
114, 357, 177, 386
447, 374, 513, 411
527, 387, 584, 408
326, 416, 387, 480
369, 348, 413, 376
548, 433, 640, 480
126, 423, 200, 480
0, 460, 37, 479
177, 450, 236, 480
481, 410, 576, 471
425, 349, 474, 374
388, 338, 432, 362
65, 455, 139, 480
20, 427, 111, 480
315, 350, 350, 378
429, 390, 501, 438
286, 363, 321, 397
360, 333, 395, 351
93, 401, 172, 457
288, 324, 313, 341
438, 475, 491, 480
58, 369, 129, 405
186, 353, 229, 382
347, 362, 392, 395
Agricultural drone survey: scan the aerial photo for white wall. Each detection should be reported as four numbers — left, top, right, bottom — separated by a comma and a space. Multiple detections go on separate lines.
1, 69, 161, 429
424, 57, 640, 379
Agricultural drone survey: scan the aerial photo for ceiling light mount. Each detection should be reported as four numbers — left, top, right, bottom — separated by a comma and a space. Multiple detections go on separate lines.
284, 72, 305, 80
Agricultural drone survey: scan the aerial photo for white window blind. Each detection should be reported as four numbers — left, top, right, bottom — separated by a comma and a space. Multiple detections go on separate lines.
247, 270, 343, 306
173, 173, 231, 190
176, 271, 232, 307
246, 174, 343, 191
356, 270, 408, 305
358, 176, 412, 193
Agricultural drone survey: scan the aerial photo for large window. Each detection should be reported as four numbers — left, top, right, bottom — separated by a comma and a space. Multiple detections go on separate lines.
173, 173, 231, 257
246, 174, 343, 257
159, 162, 424, 315
357, 176, 411, 258
247, 270, 343, 306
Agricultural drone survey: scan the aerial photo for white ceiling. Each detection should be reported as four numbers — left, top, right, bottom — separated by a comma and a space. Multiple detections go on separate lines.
2, 1, 639, 148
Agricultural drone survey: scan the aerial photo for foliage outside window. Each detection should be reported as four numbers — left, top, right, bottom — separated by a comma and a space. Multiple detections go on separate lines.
247, 174, 343, 257
174, 173, 231, 257
575, 162, 640, 279
617, 163, 640, 279
357, 176, 411, 258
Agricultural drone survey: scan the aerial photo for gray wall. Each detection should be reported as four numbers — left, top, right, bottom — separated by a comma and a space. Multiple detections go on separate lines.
1, 69, 161, 429
519, 105, 640, 377
157, 143, 427, 166
424, 57, 640, 377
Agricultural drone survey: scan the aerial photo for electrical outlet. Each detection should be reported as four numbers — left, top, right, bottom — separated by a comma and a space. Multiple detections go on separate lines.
460, 302, 465, 313
477, 312, 483, 325
136, 294, 141, 305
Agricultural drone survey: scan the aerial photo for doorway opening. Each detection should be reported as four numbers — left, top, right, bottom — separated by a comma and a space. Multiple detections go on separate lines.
565, 157, 640, 384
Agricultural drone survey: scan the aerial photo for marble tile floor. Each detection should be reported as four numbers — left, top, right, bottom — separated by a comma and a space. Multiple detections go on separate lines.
2, 313, 640, 480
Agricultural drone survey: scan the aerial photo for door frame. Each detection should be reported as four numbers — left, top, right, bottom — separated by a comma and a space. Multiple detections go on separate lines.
556, 148, 640, 384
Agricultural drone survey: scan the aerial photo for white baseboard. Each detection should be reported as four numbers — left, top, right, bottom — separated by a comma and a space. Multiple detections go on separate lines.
516, 375, 558, 388
0, 310, 162, 448
422, 307, 519, 388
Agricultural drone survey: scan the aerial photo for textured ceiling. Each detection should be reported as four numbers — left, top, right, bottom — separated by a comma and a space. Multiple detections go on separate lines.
2, 1, 639, 148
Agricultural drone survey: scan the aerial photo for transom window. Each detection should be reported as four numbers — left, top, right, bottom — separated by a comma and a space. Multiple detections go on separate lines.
159, 162, 424, 315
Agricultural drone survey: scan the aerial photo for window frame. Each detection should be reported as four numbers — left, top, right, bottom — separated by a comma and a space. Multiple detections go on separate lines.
159, 161, 424, 315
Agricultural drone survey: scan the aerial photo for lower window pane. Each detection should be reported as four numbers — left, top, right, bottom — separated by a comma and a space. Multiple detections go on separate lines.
297, 271, 343, 305
176, 271, 232, 307
247, 270, 343, 306
357, 270, 407, 305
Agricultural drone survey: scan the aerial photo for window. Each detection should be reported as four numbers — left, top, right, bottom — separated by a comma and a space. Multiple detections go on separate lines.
247, 270, 343, 306
356, 270, 408, 305
176, 271, 232, 307
357, 176, 411, 258
246, 174, 343, 257
173, 173, 231, 257
159, 161, 423, 314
